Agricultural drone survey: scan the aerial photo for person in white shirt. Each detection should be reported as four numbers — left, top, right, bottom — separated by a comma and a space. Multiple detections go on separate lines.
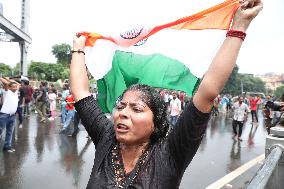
0, 77, 20, 153
169, 92, 181, 126
163, 90, 169, 103
232, 96, 249, 141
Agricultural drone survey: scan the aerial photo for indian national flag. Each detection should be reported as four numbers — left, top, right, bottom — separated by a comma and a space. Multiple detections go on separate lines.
79, 0, 240, 112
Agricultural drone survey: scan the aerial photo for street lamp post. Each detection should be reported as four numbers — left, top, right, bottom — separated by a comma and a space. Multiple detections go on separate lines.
51, 72, 53, 81
241, 79, 243, 95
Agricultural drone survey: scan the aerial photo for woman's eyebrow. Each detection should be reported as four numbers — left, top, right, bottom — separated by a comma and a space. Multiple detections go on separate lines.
119, 101, 128, 105
129, 102, 146, 108
119, 100, 147, 107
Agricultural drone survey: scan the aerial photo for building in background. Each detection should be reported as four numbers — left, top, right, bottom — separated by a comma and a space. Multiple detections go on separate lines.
256, 73, 284, 91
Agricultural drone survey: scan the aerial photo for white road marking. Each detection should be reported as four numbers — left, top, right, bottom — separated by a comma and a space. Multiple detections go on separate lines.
205, 154, 265, 189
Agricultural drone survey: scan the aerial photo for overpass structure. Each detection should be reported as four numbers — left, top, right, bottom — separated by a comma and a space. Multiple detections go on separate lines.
0, 0, 31, 76
0, 15, 31, 43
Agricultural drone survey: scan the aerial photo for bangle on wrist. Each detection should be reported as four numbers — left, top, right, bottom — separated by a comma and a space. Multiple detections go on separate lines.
226, 30, 246, 41
71, 49, 85, 55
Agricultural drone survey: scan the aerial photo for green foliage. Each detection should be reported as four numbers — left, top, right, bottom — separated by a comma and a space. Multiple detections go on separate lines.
238, 74, 266, 94
222, 65, 266, 96
28, 61, 69, 81
274, 85, 284, 99
12, 63, 21, 76
27, 43, 72, 81
51, 43, 72, 65
0, 63, 12, 77
222, 65, 239, 95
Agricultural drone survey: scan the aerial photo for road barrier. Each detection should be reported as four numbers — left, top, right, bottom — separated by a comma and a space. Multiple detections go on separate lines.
247, 127, 284, 189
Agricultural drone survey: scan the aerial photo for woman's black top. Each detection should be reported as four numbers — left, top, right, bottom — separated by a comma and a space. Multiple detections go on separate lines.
75, 96, 210, 189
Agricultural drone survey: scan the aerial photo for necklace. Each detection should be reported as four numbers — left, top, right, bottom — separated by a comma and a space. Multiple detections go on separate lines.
111, 142, 151, 188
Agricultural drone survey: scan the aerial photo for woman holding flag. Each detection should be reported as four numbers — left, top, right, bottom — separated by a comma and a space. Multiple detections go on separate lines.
70, 0, 263, 188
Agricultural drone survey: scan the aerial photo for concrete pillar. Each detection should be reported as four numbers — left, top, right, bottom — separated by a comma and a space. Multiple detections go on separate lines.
0, 3, 3, 15
21, 0, 30, 34
19, 41, 28, 76
19, 0, 30, 76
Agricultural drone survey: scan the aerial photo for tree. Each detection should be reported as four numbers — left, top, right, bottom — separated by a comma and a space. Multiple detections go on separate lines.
44, 63, 69, 81
238, 74, 266, 94
0, 63, 12, 77
28, 61, 48, 80
28, 61, 69, 81
222, 65, 266, 96
222, 65, 239, 95
12, 63, 21, 76
274, 85, 284, 99
51, 43, 72, 65
253, 77, 266, 93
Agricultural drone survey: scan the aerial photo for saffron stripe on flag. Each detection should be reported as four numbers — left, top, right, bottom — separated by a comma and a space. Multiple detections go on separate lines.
79, 0, 240, 112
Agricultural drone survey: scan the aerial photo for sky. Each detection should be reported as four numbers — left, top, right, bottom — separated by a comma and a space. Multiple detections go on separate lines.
0, 0, 283, 75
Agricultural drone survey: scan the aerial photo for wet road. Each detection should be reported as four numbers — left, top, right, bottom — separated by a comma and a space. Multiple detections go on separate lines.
181, 112, 266, 188
0, 111, 267, 189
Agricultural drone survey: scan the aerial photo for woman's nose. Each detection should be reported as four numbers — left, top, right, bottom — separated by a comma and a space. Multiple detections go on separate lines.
119, 107, 130, 119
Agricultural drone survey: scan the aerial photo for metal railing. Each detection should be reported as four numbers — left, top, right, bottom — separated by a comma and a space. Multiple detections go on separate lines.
246, 127, 284, 189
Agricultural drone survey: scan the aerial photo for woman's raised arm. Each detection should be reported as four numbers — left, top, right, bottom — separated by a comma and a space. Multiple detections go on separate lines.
70, 36, 91, 102
193, 0, 263, 113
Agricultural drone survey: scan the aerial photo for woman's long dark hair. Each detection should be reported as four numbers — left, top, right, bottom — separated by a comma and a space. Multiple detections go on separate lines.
119, 84, 170, 144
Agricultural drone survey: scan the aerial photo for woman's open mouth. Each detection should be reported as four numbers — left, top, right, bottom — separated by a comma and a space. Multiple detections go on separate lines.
116, 123, 129, 133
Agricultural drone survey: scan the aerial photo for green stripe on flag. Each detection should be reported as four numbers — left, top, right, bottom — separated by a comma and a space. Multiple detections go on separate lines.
97, 50, 200, 112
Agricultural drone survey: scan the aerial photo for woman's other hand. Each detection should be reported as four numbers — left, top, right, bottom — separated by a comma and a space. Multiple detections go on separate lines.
232, 0, 263, 31
70, 34, 91, 102
73, 34, 87, 51
192, 0, 263, 113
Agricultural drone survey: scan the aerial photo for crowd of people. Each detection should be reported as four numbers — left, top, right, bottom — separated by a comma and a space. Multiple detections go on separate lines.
159, 89, 284, 141
1, 76, 283, 150
0, 77, 97, 153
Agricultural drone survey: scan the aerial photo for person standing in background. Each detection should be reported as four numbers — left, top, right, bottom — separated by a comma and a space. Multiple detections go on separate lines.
169, 91, 181, 126
60, 84, 70, 126
23, 80, 34, 117
232, 96, 249, 141
0, 77, 20, 152
16, 81, 25, 128
35, 82, 48, 123
163, 90, 170, 108
60, 93, 75, 134
256, 95, 263, 110
249, 95, 259, 123
179, 91, 185, 110
48, 88, 57, 121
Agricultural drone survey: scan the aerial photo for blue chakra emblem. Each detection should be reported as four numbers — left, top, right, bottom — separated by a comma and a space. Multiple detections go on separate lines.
134, 38, 148, 46
120, 27, 144, 40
